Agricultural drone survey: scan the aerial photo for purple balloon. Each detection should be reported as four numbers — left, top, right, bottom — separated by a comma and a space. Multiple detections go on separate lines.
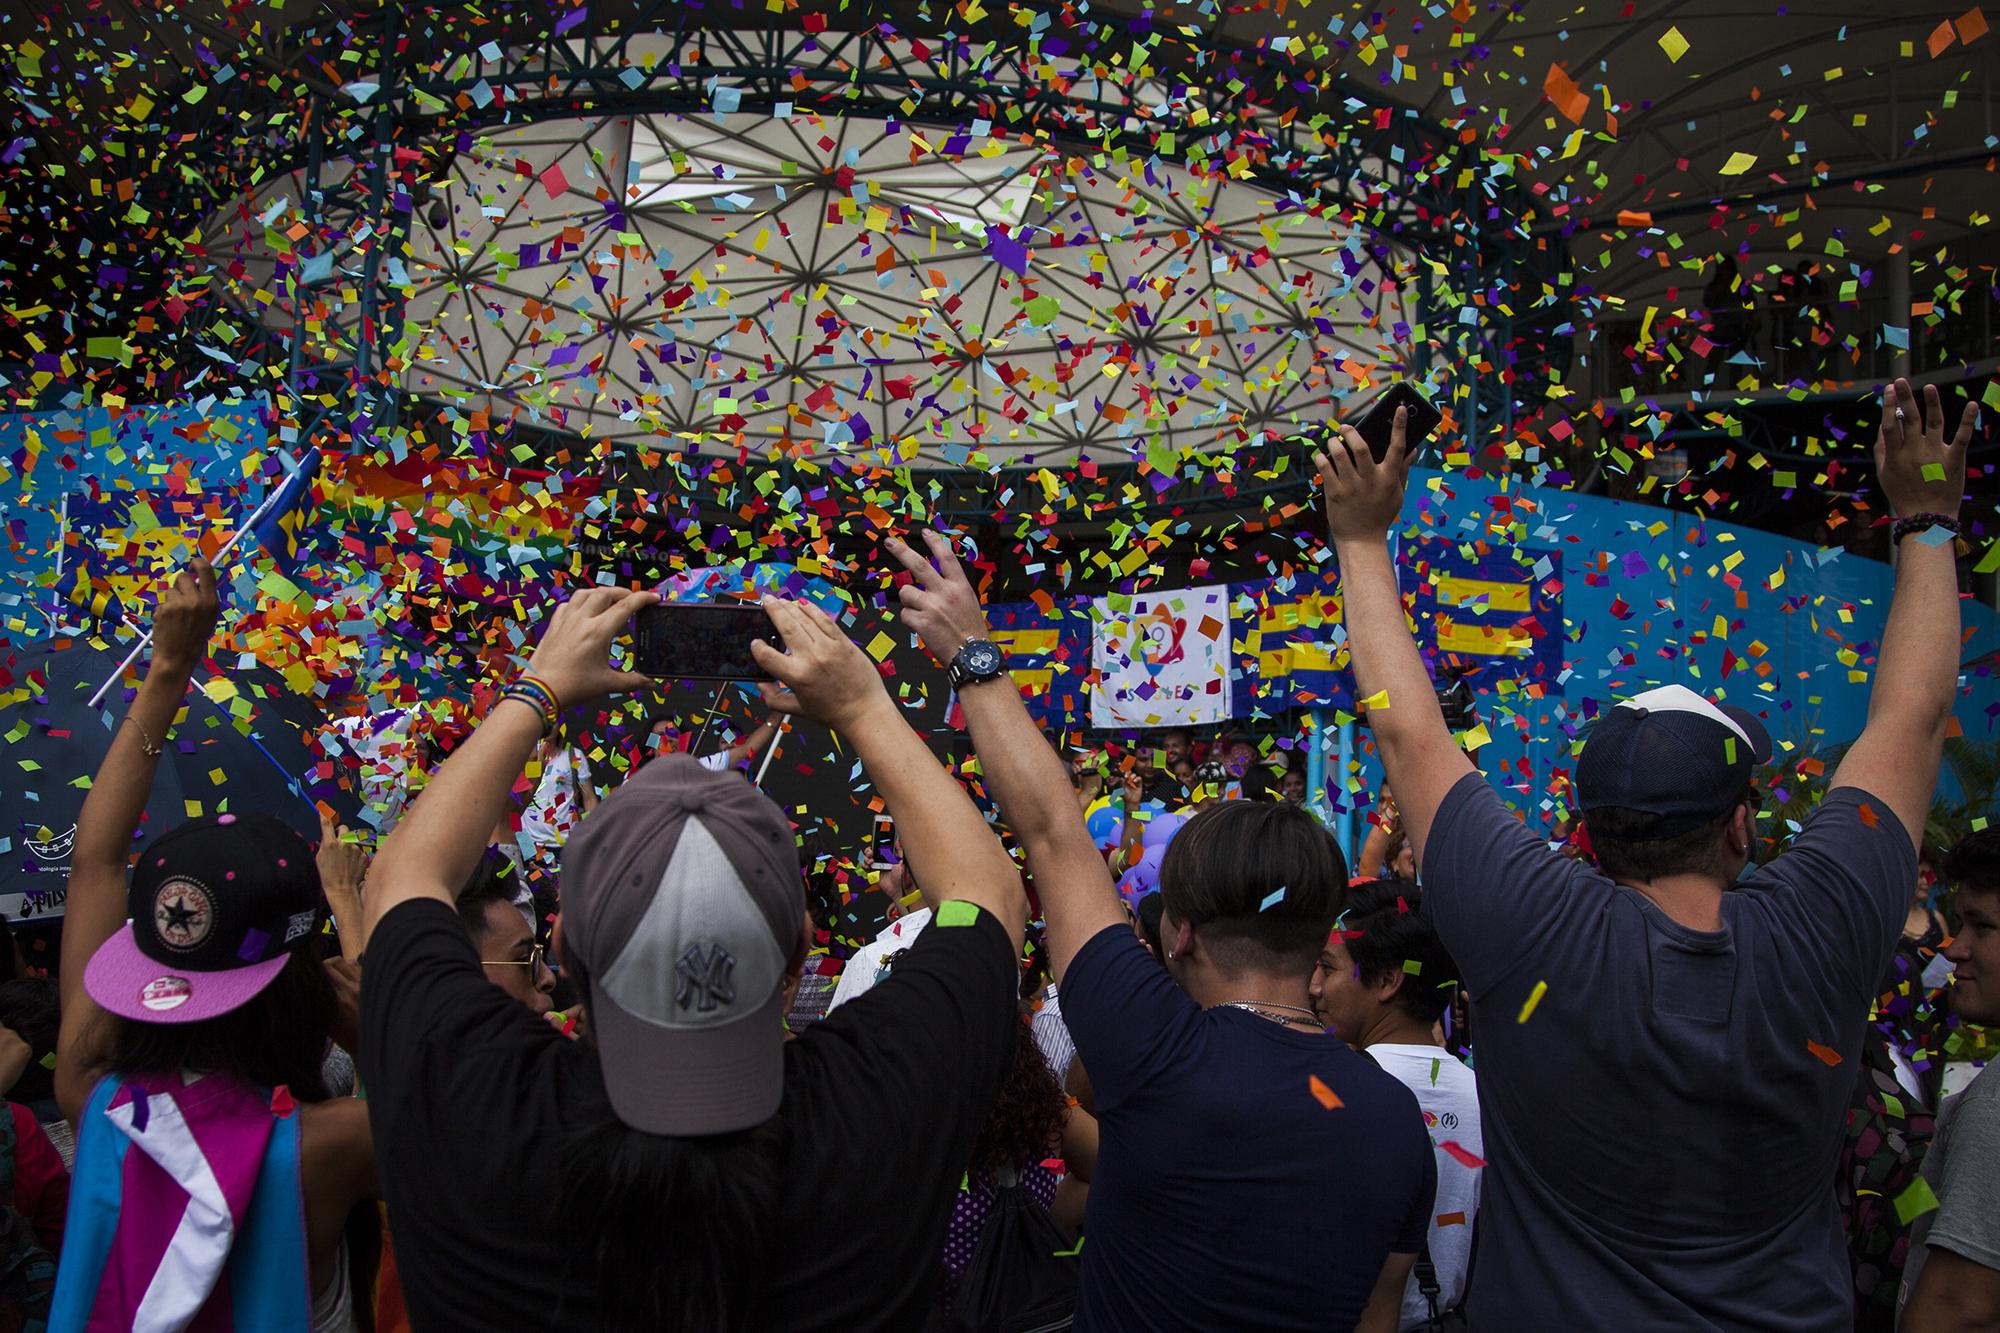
1117, 842, 1169, 907
1140, 811, 1187, 851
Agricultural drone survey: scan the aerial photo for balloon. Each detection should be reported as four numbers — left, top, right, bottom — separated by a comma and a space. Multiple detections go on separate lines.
1139, 810, 1187, 851
1117, 842, 1169, 907
1084, 797, 1123, 851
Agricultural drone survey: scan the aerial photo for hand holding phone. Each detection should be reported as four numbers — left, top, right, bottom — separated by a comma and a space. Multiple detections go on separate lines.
632, 603, 783, 680
1352, 381, 1442, 463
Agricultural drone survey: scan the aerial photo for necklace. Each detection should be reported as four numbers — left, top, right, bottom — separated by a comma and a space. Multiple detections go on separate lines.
1219, 1000, 1323, 1028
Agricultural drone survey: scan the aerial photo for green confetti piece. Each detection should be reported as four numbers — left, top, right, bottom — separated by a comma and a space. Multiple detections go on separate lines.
935, 900, 980, 928
1892, 1177, 1939, 1227
1403, 958, 1424, 974
1920, 463, 1946, 482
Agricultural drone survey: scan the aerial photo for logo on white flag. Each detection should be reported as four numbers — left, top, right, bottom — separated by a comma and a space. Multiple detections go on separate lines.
1091, 585, 1231, 728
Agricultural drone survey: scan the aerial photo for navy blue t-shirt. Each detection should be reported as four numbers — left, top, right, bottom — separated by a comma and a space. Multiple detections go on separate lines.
1059, 924, 1435, 1332
1422, 775, 1912, 1330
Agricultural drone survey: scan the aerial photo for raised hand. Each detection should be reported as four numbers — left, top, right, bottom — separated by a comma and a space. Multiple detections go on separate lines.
885, 532, 990, 662
522, 586, 660, 707
1874, 377, 1973, 520
752, 598, 891, 733
1314, 407, 1415, 544
151, 557, 220, 674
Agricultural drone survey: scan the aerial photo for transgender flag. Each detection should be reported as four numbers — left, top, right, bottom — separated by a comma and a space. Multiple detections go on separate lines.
51, 1073, 309, 1332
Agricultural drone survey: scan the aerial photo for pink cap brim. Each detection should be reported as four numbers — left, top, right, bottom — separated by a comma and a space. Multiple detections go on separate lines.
84, 926, 292, 1025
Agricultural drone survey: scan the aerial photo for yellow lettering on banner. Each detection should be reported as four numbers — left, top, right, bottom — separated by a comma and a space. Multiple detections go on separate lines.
1434, 616, 1532, 658
1435, 576, 1530, 613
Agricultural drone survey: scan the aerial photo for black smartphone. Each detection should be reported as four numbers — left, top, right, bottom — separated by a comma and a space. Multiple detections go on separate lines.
631, 603, 781, 680
1353, 381, 1443, 463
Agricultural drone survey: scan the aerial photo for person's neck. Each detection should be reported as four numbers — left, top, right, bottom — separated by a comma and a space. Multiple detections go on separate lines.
1620, 873, 1728, 931
1359, 1004, 1441, 1050
1182, 966, 1318, 1020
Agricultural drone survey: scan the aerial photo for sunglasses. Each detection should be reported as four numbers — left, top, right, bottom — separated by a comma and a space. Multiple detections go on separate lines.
482, 943, 547, 972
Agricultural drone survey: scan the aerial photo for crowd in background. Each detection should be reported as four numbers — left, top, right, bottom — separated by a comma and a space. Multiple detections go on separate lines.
0, 383, 1988, 1332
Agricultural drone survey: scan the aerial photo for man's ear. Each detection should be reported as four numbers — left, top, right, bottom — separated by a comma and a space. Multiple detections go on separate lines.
1374, 967, 1409, 1007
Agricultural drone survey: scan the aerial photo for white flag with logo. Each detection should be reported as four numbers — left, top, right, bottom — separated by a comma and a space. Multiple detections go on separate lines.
1090, 584, 1231, 728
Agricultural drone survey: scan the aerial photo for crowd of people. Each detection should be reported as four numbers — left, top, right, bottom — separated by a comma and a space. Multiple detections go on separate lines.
0, 378, 1985, 1331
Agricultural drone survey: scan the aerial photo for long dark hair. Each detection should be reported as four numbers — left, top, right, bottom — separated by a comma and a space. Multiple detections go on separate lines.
558, 1112, 793, 1332
99, 941, 335, 1103
967, 1016, 1067, 1182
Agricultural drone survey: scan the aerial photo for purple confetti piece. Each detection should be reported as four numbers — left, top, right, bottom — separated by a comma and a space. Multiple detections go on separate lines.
238, 928, 271, 962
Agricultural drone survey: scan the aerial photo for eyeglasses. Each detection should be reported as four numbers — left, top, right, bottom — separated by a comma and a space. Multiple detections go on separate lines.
482, 943, 546, 972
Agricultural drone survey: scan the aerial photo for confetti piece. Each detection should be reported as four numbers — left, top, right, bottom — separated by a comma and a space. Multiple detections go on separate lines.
269, 1085, 297, 1118
1439, 1140, 1487, 1169
1517, 979, 1548, 1023
1893, 1177, 1940, 1226
1658, 27, 1690, 62
1308, 1075, 1344, 1109
1260, 888, 1287, 911
1806, 1040, 1843, 1067
1718, 151, 1759, 175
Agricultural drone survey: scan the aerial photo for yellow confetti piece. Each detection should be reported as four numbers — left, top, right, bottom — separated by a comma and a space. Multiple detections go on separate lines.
1658, 26, 1690, 62
1718, 151, 1759, 176
1517, 979, 1548, 1023
1359, 689, 1390, 710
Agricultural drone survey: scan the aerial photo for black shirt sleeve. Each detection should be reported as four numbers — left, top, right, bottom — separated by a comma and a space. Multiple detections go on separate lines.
777, 901, 1020, 1321
358, 898, 566, 1109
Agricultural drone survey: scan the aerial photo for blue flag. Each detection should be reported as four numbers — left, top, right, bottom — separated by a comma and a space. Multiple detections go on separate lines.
249, 448, 322, 576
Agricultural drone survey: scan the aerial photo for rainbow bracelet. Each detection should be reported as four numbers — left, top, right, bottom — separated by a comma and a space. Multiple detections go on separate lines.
499, 675, 561, 735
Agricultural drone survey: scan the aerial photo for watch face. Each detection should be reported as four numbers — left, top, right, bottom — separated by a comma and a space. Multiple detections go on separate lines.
961, 641, 1003, 676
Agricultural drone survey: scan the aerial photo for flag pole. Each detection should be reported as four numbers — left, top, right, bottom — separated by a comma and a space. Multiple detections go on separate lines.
752, 722, 783, 787
84, 484, 289, 711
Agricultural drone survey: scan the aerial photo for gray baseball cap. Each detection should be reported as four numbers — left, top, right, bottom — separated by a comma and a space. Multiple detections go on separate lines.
560, 754, 803, 1136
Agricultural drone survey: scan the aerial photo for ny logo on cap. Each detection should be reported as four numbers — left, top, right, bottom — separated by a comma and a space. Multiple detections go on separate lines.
675, 943, 736, 1013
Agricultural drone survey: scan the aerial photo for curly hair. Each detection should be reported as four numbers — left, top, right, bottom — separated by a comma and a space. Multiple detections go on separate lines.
967, 1015, 1067, 1181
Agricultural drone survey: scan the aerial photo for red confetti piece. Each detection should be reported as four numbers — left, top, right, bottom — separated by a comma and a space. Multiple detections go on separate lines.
1440, 1140, 1486, 1169
270, 1085, 297, 1118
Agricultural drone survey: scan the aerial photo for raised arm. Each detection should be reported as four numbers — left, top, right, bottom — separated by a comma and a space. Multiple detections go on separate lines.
725, 715, 781, 766
752, 598, 1026, 952
886, 533, 1124, 981
365, 587, 658, 934
1315, 410, 1475, 872
55, 558, 219, 1124
1829, 378, 1976, 850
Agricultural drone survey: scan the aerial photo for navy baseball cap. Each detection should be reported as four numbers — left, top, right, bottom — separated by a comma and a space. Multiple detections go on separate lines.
1577, 685, 1773, 837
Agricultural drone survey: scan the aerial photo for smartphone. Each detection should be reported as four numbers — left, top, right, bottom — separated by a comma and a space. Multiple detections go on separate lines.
631, 603, 781, 680
1353, 381, 1443, 463
868, 815, 898, 868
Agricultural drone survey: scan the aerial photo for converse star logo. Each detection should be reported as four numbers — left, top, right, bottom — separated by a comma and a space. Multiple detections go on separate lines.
153, 878, 216, 953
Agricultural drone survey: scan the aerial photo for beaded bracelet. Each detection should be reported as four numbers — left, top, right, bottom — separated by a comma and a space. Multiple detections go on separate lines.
1892, 512, 1962, 545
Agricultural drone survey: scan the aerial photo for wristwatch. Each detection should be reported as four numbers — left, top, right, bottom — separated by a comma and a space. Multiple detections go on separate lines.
946, 638, 1006, 690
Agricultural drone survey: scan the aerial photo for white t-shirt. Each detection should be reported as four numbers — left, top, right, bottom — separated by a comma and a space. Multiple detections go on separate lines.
698, 750, 734, 773
1368, 1043, 1483, 1330
518, 747, 591, 849
827, 908, 932, 1011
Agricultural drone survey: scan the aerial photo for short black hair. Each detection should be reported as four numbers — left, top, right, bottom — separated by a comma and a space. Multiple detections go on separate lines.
457, 850, 525, 941
1160, 801, 1347, 973
1584, 804, 1737, 882
1947, 828, 2000, 896
1136, 891, 1166, 957
1340, 880, 1460, 1024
